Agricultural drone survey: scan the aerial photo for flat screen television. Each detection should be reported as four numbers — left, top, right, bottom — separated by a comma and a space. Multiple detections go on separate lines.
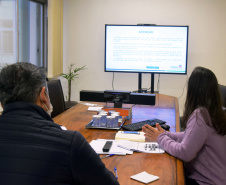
105, 24, 189, 93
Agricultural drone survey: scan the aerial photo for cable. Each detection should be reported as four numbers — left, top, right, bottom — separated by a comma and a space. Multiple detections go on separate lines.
146, 74, 160, 93
178, 75, 188, 100
157, 74, 160, 92
131, 104, 136, 108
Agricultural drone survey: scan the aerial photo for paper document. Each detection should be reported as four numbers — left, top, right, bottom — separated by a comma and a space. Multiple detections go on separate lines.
81, 102, 100, 107
89, 139, 133, 155
131, 171, 159, 184
60, 125, 67, 130
87, 106, 103, 111
115, 131, 145, 142
117, 140, 165, 154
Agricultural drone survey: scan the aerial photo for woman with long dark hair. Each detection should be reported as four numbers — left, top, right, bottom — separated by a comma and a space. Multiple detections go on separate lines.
142, 67, 226, 185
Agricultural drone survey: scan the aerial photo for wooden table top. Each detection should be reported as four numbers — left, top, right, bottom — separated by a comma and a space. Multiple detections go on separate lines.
53, 94, 185, 185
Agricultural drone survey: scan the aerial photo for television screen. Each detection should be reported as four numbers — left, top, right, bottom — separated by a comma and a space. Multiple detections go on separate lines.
105, 24, 189, 74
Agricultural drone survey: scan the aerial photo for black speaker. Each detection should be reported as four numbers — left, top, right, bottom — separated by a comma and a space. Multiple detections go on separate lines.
104, 90, 130, 103
80, 90, 156, 106
80, 90, 104, 102
129, 93, 156, 105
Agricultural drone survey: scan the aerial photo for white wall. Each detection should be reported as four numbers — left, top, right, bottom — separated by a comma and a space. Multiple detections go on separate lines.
62, 0, 226, 116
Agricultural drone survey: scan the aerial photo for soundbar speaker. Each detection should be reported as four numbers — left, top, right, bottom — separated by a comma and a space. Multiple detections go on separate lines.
129, 93, 156, 105
80, 90, 104, 102
80, 90, 156, 106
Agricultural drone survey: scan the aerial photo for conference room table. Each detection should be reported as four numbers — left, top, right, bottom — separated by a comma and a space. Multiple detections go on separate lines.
53, 94, 185, 185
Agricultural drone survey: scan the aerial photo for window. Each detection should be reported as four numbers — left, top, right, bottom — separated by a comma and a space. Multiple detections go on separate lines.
0, 0, 16, 68
0, 0, 47, 70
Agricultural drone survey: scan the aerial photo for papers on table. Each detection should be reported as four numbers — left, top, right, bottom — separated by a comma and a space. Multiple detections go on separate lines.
115, 131, 145, 142
90, 139, 164, 154
81, 102, 100, 107
87, 106, 103, 112
80, 102, 103, 111
131, 171, 159, 184
60, 125, 67, 130
89, 139, 162, 183
90, 130, 164, 155
89, 139, 133, 155
117, 140, 165, 154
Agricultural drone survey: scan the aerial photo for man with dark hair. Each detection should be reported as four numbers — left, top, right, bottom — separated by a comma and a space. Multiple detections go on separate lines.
0, 62, 119, 185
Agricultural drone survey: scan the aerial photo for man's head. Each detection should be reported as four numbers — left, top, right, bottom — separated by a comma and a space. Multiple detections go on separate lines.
0, 62, 52, 114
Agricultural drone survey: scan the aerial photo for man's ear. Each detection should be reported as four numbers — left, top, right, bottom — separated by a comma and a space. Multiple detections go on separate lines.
39, 87, 48, 104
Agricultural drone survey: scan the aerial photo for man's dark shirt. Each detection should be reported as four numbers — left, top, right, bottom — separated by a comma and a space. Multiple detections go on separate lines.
0, 102, 119, 185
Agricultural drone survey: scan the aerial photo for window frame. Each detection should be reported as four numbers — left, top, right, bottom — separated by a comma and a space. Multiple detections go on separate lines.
29, 0, 48, 71
17, 0, 48, 71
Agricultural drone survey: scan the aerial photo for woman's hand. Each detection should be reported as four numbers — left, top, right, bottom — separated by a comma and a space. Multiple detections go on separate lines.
142, 123, 165, 142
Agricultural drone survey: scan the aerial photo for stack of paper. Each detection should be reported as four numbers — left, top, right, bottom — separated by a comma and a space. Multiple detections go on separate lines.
115, 131, 145, 142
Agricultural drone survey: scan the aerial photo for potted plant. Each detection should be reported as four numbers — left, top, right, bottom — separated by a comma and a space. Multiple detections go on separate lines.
61, 64, 86, 108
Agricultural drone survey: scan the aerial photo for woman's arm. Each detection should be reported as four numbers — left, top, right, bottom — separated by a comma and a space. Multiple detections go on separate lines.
163, 131, 185, 143
157, 110, 208, 162
142, 124, 185, 143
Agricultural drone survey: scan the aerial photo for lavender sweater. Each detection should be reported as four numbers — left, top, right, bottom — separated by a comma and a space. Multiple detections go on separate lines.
157, 108, 226, 185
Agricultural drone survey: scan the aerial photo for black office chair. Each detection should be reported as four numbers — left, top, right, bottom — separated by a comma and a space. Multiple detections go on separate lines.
219, 84, 226, 108
47, 79, 66, 118
65, 100, 78, 110
180, 84, 226, 130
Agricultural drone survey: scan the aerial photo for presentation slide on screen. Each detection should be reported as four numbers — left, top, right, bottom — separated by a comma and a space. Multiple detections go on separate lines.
105, 26, 188, 73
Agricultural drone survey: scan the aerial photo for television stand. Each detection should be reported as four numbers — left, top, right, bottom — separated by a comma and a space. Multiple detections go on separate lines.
104, 102, 122, 108
133, 90, 159, 94
137, 73, 155, 94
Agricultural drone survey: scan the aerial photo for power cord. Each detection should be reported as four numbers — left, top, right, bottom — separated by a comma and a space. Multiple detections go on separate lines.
178, 75, 188, 100
157, 74, 160, 92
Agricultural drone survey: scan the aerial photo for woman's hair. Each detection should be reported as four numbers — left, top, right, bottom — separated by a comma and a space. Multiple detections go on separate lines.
0, 62, 47, 106
182, 66, 226, 135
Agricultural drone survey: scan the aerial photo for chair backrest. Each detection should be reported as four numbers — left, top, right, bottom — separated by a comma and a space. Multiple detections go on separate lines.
47, 79, 66, 118
219, 84, 226, 107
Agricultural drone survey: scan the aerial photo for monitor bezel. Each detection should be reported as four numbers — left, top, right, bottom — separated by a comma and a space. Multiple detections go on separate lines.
104, 24, 189, 75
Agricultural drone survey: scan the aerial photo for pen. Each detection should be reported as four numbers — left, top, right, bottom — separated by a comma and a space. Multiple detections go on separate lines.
100, 154, 115, 159
114, 167, 118, 180
122, 131, 140, 135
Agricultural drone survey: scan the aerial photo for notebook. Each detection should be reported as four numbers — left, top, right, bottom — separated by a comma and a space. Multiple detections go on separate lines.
115, 131, 145, 142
